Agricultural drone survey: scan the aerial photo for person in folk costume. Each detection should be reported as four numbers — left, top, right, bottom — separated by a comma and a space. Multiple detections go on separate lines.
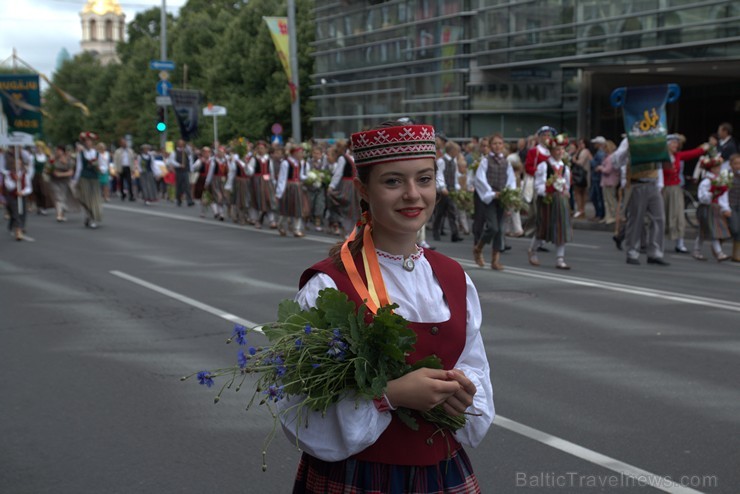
305, 143, 328, 232
3, 150, 33, 241
528, 134, 573, 270
474, 133, 517, 270
455, 145, 472, 236
663, 134, 709, 253
504, 141, 525, 237
470, 137, 489, 247
522, 126, 556, 237
251, 141, 279, 229
692, 155, 732, 261
229, 147, 251, 225
96, 142, 112, 202
191, 146, 213, 218
48, 145, 80, 222
324, 145, 343, 235
167, 139, 195, 207
137, 144, 159, 205
30, 141, 54, 214
205, 146, 231, 221
327, 140, 361, 237
610, 138, 670, 266
433, 140, 464, 243
282, 120, 494, 493
726, 154, 740, 262
74, 132, 106, 229
276, 144, 310, 237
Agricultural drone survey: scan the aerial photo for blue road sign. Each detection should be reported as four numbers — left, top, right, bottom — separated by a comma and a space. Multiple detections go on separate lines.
156, 80, 173, 96
150, 60, 176, 71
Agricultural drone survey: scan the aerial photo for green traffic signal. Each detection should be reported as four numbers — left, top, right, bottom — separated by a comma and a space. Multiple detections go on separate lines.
156, 121, 167, 132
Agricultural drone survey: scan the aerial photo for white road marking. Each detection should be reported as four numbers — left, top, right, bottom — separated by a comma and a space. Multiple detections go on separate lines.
110, 268, 704, 494
110, 270, 261, 331
495, 416, 705, 494
107, 203, 740, 313
457, 260, 740, 313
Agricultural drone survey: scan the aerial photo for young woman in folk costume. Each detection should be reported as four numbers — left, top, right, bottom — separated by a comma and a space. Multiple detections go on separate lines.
191, 146, 213, 218
275, 144, 310, 237
74, 132, 107, 229
138, 144, 159, 205
280, 121, 494, 494
229, 146, 252, 225
473, 133, 517, 270
692, 155, 732, 261
30, 141, 54, 214
250, 141, 279, 229
205, 146, 231, 221
528, 134, 573, 269
305, 143, 328, 232
48, 145, 80, 222
3, 150, 33, 240
327, 140, 361, 237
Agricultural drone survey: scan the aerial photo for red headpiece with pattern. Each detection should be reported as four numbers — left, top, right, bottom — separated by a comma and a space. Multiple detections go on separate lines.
350, 124, 436, 167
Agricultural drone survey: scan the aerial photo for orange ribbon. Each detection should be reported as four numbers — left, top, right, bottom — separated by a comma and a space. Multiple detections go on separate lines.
339, 216, 391, 314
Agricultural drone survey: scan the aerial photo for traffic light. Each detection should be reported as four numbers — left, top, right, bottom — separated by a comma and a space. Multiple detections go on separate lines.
156, 106, 167, 133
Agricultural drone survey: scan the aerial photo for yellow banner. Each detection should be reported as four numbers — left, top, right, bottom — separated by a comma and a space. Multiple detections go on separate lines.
263, 16, 291, 82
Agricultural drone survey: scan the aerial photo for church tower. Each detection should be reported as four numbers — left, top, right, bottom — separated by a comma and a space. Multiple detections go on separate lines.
80, 0, 125, 65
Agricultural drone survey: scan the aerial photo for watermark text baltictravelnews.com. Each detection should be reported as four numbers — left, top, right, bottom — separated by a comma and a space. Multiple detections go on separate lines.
515, 471, 719, 489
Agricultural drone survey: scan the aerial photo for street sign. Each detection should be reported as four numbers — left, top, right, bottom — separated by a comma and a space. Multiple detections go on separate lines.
155, 96, 172, 106
0, 131, 34, 146
150, 60, 176, 71
271, 122, 283, 135
156, 80, 172, 96
203, 105, 227, 116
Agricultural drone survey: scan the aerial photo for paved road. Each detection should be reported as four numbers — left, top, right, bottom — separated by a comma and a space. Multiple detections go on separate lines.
1, 201, 737, 494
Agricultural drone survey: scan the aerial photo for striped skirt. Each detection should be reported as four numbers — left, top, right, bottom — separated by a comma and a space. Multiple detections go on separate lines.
331, 179, 361, 225
697, 203, 730, 241
210, 176, 228, 205
139, 171, 158, 202
253, 175, 278, 213
292, 449, 481, 494
233, 176, 251, 211
76, 177, 102, 222
535, 193, 572, 244
279, 181, 310, 218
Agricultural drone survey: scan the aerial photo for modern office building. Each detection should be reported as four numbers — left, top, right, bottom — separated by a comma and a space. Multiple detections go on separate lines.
310, 0, 740, 142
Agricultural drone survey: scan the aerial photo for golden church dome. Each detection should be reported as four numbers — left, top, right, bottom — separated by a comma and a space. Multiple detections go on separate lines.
82, 0, 123, 16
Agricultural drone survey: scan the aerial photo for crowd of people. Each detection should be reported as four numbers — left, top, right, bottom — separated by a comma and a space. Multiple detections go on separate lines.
2, 123, 739, 265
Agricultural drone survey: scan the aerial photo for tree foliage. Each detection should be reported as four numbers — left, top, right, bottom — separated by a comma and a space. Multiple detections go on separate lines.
39, 0, 314, 147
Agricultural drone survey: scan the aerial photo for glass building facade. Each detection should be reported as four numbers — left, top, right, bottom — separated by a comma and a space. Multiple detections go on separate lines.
311, 0, 740, 142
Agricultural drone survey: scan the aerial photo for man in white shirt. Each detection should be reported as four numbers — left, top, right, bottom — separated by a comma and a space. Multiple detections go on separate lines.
432, 141, 463, 243
113, 138, 136, 201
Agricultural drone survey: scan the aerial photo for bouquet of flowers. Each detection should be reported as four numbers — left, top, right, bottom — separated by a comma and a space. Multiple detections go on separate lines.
449, 189, 474, 215
710, 169, 732, 200
543, 175, 567, 204
185, 288, 467, 470
497, 187, 524, 212
699, 154, 723, 170
303, 169, 331, 189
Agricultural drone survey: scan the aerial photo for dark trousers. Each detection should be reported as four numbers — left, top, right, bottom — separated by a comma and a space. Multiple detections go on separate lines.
472, 192, 486, 244
175, 169, 193, 205
480, 199, 506, 252
590, 179, 604, 218
6, 195, 27, 231
433, 194, 458, 239
119, 167, 135, 200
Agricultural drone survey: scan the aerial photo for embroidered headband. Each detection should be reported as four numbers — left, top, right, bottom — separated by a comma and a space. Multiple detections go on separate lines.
350, 124, 437, 167
79, 131, 98, 141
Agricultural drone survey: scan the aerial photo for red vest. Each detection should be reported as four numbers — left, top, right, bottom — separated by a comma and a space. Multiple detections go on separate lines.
525, 145, 550, 176
664, 147, 704, 187
299, 248, 467, 465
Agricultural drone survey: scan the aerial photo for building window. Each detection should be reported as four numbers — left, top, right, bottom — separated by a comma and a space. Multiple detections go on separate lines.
105, 20, 114, 41
620, 17, 642, 51
89, 19, 97, 41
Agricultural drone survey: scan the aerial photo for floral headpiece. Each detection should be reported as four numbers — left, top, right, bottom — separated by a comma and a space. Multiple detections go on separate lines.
699, 154, 723, 170
350, 124, 436, 167
79, 131, 98, 141
545, 133, 569, 149
537, 125, 557, 136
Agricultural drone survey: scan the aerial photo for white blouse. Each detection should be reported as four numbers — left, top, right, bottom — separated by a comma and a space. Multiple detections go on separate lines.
279, 248, 495, 462
534, 158, 571, 197
698, 173, 730, 212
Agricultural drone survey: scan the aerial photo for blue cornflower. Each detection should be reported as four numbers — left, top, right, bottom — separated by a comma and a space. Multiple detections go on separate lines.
295, 338, 303, 348
265, 385, 284, 402
327, 334, 348, 361
304, 324, 312, 335
332, 328, 341, 338
197, 371, 214, 388
237, 350, 248, 368
311, 363, 321, 369
232, 325, 247, 346
248, 346, 257, 356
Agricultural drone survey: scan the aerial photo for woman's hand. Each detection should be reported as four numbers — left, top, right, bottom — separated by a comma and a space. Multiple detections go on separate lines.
385, 368, 461, 412
441, 369, 477, 417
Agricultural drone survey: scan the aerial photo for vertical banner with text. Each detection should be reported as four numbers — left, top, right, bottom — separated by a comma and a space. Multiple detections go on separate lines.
0, 74, 42, 137
169, 89, 202, 142
263, 16, 295, 101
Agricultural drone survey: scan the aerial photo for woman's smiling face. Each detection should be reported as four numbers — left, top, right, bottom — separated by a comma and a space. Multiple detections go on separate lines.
356, 158, 437, 240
